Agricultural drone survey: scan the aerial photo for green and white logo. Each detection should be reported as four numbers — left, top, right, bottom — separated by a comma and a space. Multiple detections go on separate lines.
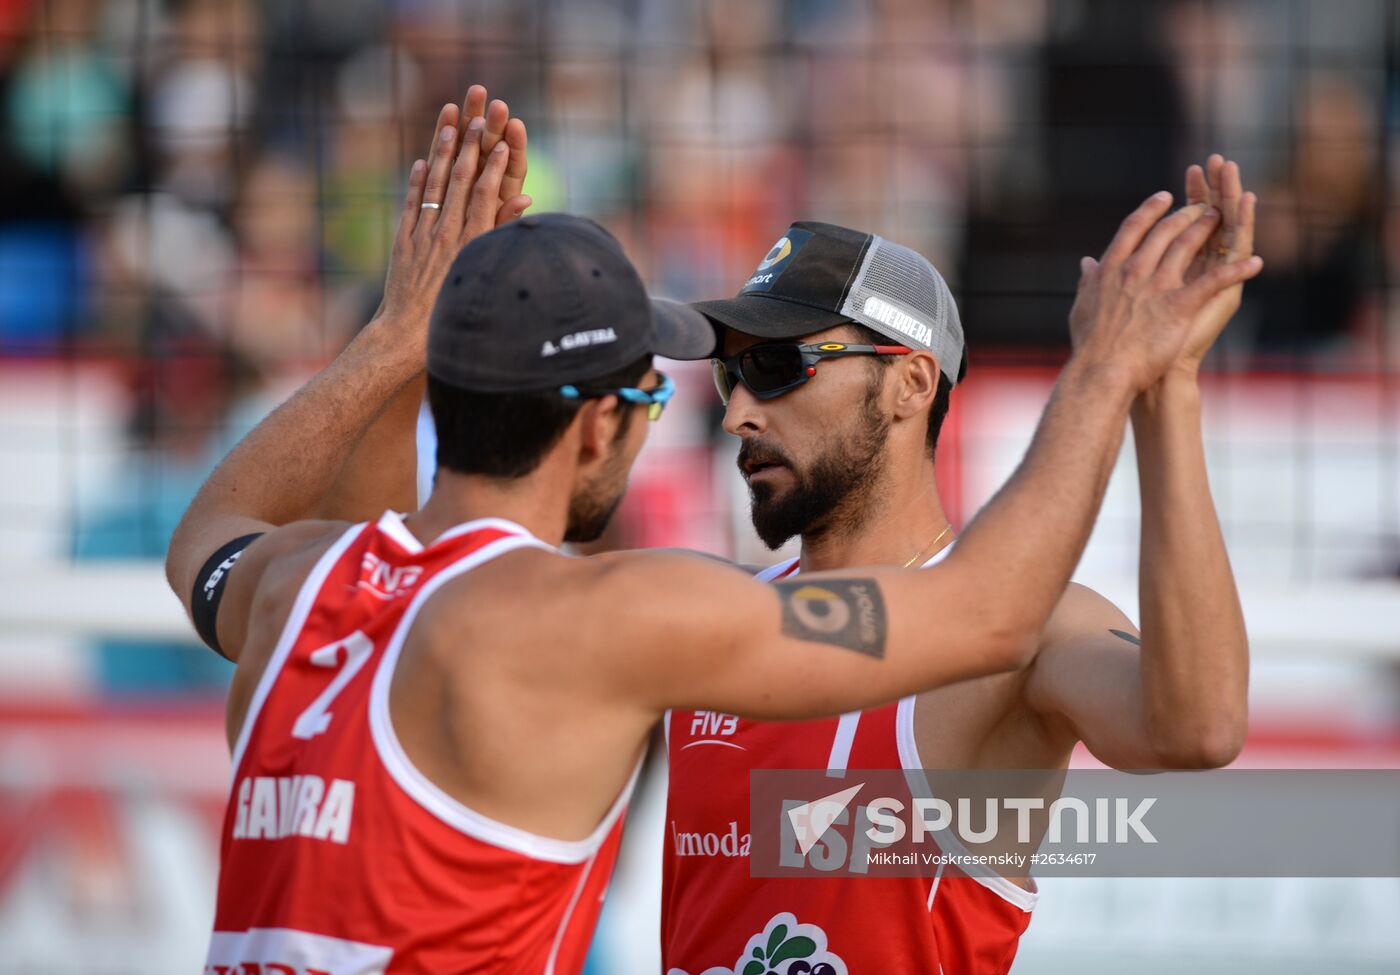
667, 912, 847, 975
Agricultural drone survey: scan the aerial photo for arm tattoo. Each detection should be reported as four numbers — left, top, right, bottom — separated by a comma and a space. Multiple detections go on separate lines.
774, 577, 888, 658
1109, 628, 1141, 646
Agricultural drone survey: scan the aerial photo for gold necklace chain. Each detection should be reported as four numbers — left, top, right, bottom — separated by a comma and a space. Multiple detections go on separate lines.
902, 522, 954, 568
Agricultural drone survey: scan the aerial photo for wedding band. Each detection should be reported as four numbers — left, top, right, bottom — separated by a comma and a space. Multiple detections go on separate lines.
420, 202, 441, 210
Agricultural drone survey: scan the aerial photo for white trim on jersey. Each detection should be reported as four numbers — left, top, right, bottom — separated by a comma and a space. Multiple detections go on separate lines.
753, 557, 799, 583
368, 533, 644, 865
896, 695, 1040, 913
374, 510, 538, 555
826, 712, 861, 777
544, 841, 599, 975
230, 522, 366, 778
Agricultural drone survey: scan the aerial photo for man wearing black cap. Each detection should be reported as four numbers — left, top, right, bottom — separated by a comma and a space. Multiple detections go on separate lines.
165, 83, 1258, 970
662, 159, 1258, 974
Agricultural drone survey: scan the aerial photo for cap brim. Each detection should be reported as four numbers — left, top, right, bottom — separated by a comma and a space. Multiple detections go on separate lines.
651, 298, 722, 361
688, 293, 851, 346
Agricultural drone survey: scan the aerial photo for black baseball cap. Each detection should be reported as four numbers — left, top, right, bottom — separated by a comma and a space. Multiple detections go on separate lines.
428, 213, 716, 392
689, 221, 966, 386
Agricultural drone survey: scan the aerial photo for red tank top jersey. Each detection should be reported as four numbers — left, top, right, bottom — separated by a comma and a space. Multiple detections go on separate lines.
662, 557, 1036, 975
208, 512, 637, 975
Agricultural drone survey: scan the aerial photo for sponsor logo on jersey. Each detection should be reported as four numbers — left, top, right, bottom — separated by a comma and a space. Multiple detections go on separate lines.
358, 552, 423, 601
206, 927, 393, 975
540, 327, 618, 358
232, 775, 356, 845
671, 819, 751, 858
681, 710, 746, 750
665, 912, 848, 975
862, 295, 933, 346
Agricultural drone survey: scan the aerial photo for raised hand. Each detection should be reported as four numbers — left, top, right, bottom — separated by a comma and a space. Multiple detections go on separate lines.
1068, 191, 1263, 392
1177, 154, 1258, 373
376, 87, 531, 356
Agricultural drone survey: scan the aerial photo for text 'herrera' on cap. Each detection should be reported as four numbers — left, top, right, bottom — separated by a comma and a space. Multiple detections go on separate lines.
688, 221, 966, 386
427, 213, 715, 393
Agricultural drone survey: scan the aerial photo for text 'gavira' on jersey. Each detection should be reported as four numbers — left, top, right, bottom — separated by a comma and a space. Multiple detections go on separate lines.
231, 775, 355, 844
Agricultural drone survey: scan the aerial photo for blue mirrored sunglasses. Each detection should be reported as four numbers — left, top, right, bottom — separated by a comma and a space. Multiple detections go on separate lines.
559, 371, 675, 421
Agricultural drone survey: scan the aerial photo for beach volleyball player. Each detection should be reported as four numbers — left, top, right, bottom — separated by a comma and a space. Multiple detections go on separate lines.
662, 159, 1257, 975
165, 88, 1263, 973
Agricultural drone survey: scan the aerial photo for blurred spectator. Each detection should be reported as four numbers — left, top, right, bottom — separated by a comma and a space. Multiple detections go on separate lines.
146, 0, 260, 210
960, 0, 1186, 348
0, 0, 1386, 700
1246, 74, 1383, 361
5, 0, 131, 196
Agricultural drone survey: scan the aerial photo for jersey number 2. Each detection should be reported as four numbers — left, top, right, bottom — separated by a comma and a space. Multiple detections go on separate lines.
292, 631, 374, 740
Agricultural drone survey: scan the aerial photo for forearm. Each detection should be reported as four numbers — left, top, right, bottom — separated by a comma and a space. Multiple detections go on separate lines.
945, 356, 1136, 658
1132, 373, 1248, 765
167, 316, 421, 594
313, 372, 426, 521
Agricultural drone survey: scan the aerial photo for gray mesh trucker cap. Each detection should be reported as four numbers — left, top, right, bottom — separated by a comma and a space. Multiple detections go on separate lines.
427, 213, 715, 393
689, 221, 966, 385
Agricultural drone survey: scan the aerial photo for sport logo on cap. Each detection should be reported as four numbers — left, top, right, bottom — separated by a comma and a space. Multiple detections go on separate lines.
742, 228, 813, 294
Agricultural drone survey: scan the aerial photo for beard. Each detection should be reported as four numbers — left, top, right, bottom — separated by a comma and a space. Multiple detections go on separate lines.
564, 447, 630, 544
741, 381, 891, 549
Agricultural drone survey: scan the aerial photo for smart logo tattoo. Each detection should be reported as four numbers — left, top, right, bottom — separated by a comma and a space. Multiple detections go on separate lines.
775, 578, 887, 658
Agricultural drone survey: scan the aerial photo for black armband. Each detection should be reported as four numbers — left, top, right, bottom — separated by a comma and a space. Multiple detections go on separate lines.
191, 533, 264, 659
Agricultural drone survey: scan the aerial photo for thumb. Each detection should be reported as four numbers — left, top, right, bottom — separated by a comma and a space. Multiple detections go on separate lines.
495, 194, 533, 227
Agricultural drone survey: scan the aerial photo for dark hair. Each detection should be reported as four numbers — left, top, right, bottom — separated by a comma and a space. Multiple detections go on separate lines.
850, 324, 964, 461
428, 354, 652, 479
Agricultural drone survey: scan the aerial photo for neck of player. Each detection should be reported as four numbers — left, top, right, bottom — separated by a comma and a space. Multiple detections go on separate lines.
798, 454, 953, 573
404, 461, 576, 550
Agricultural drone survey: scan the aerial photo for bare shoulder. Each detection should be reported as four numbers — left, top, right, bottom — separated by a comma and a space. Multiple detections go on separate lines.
413, 546, 757, 691
239, 521, 355, 613
590, 547, 764, 576
225, 520, 356, 742
227, 520, 356, 665
421, 546, 726, 633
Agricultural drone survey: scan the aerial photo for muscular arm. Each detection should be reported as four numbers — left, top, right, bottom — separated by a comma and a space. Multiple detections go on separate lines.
586, 363, 1174, 720
312, 375, 426, 521
1024, 383, 1248, 769
1023, 158, 1255, 770
579, 193, 1261, 722
311, 94, 532, 522
166, 103, 520, 661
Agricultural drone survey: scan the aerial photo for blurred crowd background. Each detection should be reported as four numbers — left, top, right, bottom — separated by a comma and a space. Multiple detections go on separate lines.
1, 1, 1399, 972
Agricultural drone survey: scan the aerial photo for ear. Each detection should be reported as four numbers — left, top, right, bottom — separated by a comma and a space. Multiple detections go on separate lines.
574, 395, 622, 468
891, 350, 939, 422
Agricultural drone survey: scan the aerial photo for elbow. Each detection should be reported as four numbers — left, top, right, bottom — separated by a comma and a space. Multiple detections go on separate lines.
164, 516, 195, 600
1149, 713, 1248, 770
163, 543, 182, 598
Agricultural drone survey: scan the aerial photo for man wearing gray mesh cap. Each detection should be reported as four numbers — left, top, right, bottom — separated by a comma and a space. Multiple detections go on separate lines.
663, 158, 1258, 974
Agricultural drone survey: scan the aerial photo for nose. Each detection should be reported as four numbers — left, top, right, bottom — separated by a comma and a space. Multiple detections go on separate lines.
721, 380, 767, 438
